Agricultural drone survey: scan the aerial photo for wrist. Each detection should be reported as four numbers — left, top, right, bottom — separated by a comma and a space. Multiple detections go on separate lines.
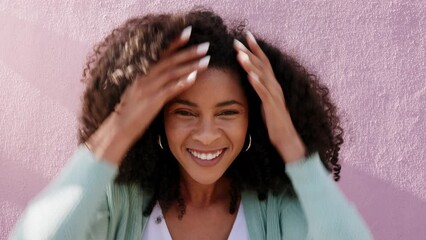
86, 113, 133, 166
274, 131, 307, 164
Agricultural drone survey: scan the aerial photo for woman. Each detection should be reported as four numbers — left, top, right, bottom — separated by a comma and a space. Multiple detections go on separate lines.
10, 9, 373, 240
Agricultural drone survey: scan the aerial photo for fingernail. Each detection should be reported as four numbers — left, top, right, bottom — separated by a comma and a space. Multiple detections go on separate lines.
196, 42, 210, 55
246, 31, 257, 43
233, 39, 247, 50
198, 55, 210, 69
180, 26, 192, 41
187, 70, 197, 83
249, 71, 259, 82
238, 51, 249, 62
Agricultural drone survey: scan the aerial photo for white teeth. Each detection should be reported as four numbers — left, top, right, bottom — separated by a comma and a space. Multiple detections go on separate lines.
188, 149, 223, 161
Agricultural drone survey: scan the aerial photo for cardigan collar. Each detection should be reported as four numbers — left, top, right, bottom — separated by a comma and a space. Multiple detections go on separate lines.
139, 190, 265, 239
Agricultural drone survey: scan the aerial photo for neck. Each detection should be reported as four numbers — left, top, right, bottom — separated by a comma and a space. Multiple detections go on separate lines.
179, 173, 230, 208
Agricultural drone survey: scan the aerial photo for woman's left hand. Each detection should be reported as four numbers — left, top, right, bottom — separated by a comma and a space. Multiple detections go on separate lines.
234, 32, 306, 164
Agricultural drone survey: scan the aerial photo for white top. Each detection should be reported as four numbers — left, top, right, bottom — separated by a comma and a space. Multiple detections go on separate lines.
142, 202, 249, 240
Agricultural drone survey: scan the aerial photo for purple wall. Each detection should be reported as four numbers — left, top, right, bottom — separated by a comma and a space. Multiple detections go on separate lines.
1, 1, 425, 239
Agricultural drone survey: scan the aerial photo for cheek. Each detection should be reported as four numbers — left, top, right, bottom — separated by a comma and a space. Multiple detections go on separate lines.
221, 118, 249, 148
164, 117, 192, 148
237, 114, 250, 147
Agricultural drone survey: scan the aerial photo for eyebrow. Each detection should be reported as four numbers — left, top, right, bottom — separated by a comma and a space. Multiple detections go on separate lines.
171, 99, 245, 108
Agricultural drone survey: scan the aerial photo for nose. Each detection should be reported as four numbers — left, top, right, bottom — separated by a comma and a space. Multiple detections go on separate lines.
191, 118, 221, 146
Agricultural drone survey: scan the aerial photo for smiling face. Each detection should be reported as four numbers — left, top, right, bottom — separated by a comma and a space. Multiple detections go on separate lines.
164, 68, 249, 185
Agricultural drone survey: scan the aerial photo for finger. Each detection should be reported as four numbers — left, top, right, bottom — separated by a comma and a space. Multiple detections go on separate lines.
150, 41, 210, 77
160, 70, 199, 103
236, 51, 270, 99
153, 55, 210, 90
237, 51, 283, 103
236, 50, 265, 83
247, 71, 271, 102
233, 39, 265, 72
245, 31, 271, 68
235, 39, 281, 94
160, 26, 192, 59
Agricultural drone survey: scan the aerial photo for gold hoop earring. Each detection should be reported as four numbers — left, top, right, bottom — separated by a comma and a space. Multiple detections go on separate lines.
244, 134, 251, 152
158, 135, 164, 150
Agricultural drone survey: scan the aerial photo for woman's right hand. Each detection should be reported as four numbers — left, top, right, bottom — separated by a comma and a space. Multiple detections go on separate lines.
86, 26, 210, 165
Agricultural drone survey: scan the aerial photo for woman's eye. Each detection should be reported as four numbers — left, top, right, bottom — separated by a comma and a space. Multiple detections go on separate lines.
218, 110, 239, 116
175, 110, 196, 117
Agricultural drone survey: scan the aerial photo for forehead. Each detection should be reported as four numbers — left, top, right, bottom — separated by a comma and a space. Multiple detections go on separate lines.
172, 68, 247, 106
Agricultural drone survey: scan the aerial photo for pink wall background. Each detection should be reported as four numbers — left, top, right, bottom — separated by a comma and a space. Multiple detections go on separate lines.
1, 1, 425, 239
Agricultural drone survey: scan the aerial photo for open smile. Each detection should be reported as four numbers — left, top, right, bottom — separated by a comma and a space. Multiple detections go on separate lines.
187, 148, 226, 161
186, 148, 228, 168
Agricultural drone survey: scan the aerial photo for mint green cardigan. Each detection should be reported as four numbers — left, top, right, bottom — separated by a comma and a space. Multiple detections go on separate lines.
10, 145, 373, 240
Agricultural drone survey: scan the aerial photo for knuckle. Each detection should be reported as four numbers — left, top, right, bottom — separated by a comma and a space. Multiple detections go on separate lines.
162, 83, 175, 95
168, 54, 181, 65
156, 89, 167, 103
166, 70, 179, 80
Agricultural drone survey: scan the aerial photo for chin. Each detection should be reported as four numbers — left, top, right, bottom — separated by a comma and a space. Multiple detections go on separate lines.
189, 172, 225, 185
